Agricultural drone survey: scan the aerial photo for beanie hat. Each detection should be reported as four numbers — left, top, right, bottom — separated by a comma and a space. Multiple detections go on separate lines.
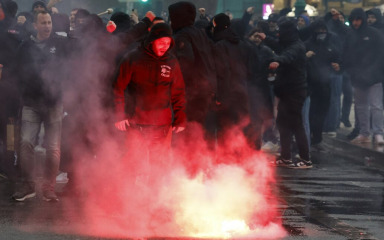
268, 13, 279, 22
213, 13, 230, 32
32, 1, 47, 12
144, 22, 174, 47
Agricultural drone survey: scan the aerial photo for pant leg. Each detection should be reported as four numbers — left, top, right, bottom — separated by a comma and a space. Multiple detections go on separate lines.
354, 87, 370, 137
276, 99, 293, 160
302, 96, 311, 147
324, 73, 343, 131
20, 106, 42, 183
42, 105, 63, 187
341, 73, 353, 122
277, 90, 309, 160
369, 83, 384, 136
310, 84, 331, 145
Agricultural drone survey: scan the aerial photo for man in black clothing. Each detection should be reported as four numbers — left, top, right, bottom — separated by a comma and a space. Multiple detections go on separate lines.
366, 8, 384, 33
268, 18, 312, 168
305, 20, 341, 151
12, 11, 67, 202
211, 13, 256, 149
168, 1, 217, 133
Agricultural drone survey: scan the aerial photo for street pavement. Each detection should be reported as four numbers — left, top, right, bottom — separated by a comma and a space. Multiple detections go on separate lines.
0, 134, 383, 239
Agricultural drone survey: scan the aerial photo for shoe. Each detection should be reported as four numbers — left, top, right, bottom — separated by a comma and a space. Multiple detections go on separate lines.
275, 156, 295, 168
12, 183, 36, 202
341, 119, 352, 128
310, 143, 328, 153
56, 172, 69, 184
375, 135, 384, 145
347, 128, 359, 140
261, 141, 280, 153
350, 135, 371, 144
324, 132, 337, 138
290, 158, 313, 169
43, 189, 59, 202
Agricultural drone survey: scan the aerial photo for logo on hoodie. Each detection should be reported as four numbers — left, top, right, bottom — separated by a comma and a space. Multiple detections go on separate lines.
161, 65, 171, 78
50, 47, 57, 54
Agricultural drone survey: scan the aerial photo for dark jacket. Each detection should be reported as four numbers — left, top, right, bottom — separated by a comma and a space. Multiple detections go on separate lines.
114, 45, 186, 128
271, 19, 307, 98
16, 35, 68, 107
305, 21, 341, 89
169, 1, 217, 123
366, 8, 384, 32
246, 40, 274, 121
213, 28, 253, 122
344, 8, 384, 89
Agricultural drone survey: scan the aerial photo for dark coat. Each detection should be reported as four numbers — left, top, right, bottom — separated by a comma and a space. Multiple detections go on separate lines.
16, 35, 68, 107
213, 28, 253, 123
305, 23, 341, 89
344, 8, 384, 89
271, 20, 307, 98
114, 45, 186, 128
366, 8, 384, 33
169, 1, 217, 123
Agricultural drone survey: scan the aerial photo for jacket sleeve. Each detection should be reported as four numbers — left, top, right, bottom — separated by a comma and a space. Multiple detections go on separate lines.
171, 60, 187, 128
113, 60, 133, 121
274, 43, 302, 65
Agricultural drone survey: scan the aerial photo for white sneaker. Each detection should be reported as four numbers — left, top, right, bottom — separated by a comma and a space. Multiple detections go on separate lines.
375, 135, 384, 145
261, 141, 280, 153
56, 172, 69, 183
350, 135, 371, 144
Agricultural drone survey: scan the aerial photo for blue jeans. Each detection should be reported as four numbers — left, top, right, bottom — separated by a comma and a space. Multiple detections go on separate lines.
323, 73, 342, 132
20, 105, 63, 187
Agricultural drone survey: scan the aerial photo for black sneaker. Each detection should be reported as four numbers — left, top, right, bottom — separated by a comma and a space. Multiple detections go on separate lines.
290, 158, 313, 169
310, 143, 328, 153
12, 183, 36, 202
341, 119, 352, 128
275, 156, 295, 168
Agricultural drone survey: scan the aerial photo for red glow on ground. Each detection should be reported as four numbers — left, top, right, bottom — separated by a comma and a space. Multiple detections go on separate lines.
61, 122, 286, 239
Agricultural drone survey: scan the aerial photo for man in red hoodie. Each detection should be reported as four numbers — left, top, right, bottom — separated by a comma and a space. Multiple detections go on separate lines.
114, 23, 186, 153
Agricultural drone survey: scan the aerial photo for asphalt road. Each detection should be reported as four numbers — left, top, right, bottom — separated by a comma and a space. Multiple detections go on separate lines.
0, 150, 383, 240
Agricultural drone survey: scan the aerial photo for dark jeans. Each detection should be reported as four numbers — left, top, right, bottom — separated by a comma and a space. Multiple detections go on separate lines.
19, 105, 63, 187
310, 83, 331, 145
341, 73, 353, 122
276, 90, 309, 161
323, 73, 342, 132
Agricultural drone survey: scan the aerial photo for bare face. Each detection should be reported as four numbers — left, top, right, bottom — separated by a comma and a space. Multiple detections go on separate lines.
70, 9, 78, 28
352, 18, 362, 30
297, 17, 306, 29
367, 14, 377, 25
152, 37, 172, 57
33, 4, 46, 13
249, 32, 262, 45
34, 13, 52, 40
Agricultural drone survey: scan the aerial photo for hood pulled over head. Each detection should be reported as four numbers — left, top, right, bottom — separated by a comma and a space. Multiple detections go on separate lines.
168, 1, 196, 31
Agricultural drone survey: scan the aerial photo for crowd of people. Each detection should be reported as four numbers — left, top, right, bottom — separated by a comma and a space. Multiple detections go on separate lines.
0, 0, 384, 202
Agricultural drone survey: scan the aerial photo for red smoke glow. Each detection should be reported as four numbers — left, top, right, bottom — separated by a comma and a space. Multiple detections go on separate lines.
62, 122, 286, 239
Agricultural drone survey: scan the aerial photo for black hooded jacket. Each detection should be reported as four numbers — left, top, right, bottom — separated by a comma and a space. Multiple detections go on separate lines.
213, 28, 254, 121
366, 8, 384, 32
270, 19, 307, 97
168, 1, 217, 123
344, 8, 384, 89
305, 20, 341, 89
